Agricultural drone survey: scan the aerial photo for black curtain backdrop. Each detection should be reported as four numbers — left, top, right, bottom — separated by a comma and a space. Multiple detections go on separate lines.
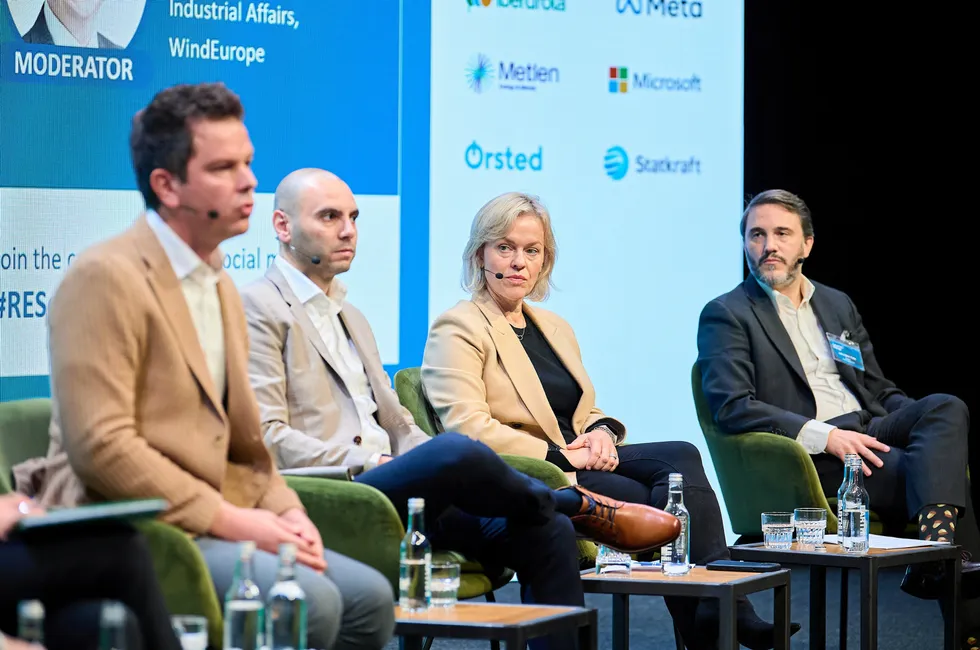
743, 2, 977, 503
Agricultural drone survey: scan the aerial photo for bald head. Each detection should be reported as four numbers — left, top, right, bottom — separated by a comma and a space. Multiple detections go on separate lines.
273, 168, 343, 219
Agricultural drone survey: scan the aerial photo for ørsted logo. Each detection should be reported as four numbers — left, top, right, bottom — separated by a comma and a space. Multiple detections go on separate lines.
604, 146, 629, 180
608, 66, 701, 93
466, 54, 560, 93
466, 141, 543, 171
616, 0, 702, 18
467, 0, 567, 11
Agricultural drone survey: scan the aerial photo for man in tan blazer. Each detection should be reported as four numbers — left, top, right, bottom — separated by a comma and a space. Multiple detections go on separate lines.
25, 84, 394, 650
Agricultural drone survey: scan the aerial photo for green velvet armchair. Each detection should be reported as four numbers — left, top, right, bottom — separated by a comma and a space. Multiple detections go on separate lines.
0, 399, 409, 648
393, 367, 598, 565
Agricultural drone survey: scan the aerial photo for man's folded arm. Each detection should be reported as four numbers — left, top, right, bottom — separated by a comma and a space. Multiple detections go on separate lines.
49, 257, 224, 534
697, 299, 813, 444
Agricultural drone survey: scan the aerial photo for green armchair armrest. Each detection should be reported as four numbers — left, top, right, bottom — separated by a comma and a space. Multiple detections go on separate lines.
285, 476, 404, 595
135, 520, 223, 649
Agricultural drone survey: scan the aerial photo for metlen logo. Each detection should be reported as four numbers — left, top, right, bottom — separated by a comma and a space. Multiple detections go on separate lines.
604, 146, 629, 180
616, 0, 702, 18
467, 55, 559, 92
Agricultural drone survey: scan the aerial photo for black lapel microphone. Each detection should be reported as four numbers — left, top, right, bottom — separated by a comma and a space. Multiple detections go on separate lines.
483, 268, 504, 280
289, 244, 321, 265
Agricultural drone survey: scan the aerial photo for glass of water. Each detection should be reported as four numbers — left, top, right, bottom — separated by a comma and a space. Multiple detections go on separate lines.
430, 561, 461, 607
761, 512, 795, 550
794, 507, 828, 549
171, 615, 209, 650
594, 545, 632, 576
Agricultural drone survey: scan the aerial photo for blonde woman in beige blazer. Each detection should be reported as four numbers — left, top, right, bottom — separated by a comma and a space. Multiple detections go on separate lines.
422, 192, 800, 650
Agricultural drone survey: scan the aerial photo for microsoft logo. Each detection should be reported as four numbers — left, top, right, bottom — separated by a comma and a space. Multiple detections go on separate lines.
609, 66, 628, 93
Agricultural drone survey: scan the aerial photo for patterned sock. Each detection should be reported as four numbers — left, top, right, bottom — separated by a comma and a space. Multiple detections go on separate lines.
917, 504, 958, 543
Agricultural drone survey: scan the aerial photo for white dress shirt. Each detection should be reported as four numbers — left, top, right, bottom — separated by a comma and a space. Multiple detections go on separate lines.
757, 276, 863, 454
44, 1, 99, 48
146, 210, 226, 399
275, 257, 391, 468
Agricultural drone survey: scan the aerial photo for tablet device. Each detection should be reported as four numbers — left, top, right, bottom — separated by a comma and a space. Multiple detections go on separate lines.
14, 498, 167, 532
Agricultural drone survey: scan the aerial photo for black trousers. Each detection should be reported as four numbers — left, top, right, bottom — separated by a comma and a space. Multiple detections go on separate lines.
813, 394, 978, 555
0, 524, 181, 650
575, 441, 733, 640
356, 433, 584, 650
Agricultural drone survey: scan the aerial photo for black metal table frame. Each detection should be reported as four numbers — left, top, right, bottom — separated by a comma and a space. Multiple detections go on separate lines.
397, 605, 598, 650
579, 567, 792, 650
730, 543, 962, 650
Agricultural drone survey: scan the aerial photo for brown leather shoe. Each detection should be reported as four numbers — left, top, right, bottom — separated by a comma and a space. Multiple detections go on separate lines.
561, 485, 681, 553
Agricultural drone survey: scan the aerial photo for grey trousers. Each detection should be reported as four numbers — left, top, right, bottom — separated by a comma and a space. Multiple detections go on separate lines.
196, 538, 395, 650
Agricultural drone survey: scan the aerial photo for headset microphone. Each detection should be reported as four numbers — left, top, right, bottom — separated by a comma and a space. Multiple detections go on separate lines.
289, 244, 321, 265
483, 268, 504, 280
207, 210, 219, 220
795, 256, 805, 266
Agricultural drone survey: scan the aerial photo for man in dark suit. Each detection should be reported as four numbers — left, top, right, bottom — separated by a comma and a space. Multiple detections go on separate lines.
22, 0, 120, 49
696, 189, 978, 616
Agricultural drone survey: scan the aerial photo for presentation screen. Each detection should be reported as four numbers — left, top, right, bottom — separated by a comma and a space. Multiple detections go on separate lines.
1, 0, 743, 531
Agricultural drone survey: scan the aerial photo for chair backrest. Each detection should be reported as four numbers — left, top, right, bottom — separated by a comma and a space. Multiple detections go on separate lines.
0, 398, 53, 493
393, 368, 443, 437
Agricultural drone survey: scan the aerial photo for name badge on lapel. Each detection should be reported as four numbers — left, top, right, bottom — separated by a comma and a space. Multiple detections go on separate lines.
826, 330, 864, 371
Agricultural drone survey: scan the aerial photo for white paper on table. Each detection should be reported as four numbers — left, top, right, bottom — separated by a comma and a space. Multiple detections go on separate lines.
822, 533, 951, 549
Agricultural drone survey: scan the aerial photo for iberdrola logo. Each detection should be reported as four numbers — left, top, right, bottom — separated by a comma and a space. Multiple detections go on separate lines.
467, 0, 493, 7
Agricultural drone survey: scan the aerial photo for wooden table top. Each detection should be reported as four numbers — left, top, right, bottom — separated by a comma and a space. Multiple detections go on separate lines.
394, 603, 586, 626
582, 566, 771, 585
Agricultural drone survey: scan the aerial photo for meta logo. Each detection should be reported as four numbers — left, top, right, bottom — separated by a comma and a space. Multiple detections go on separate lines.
466, 54, 560, 93
468, 0, 567, 11
608, 66, 701, 93
466, 141, 543, 171
604, 146, 629, 180
616, 0, 702, 18
605, 145, 702, 179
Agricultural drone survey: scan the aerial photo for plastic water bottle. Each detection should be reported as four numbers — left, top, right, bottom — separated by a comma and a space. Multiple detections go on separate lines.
17, 600, 44, 645
98, 601, 128, 650
841, 455, 870, 553
837, 453, 859, 545
662, 473, 691, 575
266, 543, 308, 650
399, 497, 431, 611
224, 541, 264, 650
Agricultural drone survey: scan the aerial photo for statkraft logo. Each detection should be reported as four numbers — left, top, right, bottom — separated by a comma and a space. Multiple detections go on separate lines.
605, 145, 701, 179
604, 146, 629, 180
608, 66, 701, 93
466, 141, 543, 171
467, 0, 566, 11
466, 55, 560, 93
616, 0, 702, 18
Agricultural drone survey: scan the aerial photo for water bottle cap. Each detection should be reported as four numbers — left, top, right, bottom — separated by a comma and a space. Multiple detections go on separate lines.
668, 473, 683, 482
279, 542, 297, 560
408, 497, 425, 510
18, 600, 44, 618
240, 540, 256, 556
100, 602, 127, 626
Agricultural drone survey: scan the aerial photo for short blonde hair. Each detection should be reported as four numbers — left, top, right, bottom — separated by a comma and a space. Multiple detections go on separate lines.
461, 192, 557, 301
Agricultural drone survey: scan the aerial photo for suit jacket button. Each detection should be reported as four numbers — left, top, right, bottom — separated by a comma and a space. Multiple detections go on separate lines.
353, 436, 362, 445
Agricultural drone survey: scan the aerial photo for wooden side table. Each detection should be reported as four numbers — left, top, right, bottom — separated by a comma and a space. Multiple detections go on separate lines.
731, 541, 961, 650
581, 566, 792, 650
395, 602, 597, 650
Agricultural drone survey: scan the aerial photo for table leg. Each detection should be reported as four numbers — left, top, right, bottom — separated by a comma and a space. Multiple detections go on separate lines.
507, 630, 526, 650
579, 610, 599, 650
809, 565, 827, 650
613, 593, 630, 650
399, 636, 424, 650
859, 562, 878, 650
943, 555, 961, 650
840, 567, 849, 650
719, 590, 737, 650
774, 578, 791, 650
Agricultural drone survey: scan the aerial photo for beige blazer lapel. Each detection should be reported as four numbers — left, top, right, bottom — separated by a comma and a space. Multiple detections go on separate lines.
474, 294, 564, 448
135, 217, 227, 424
264, 264, 355, 396
524, 304, 596, 434
339, 307, 386, 400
